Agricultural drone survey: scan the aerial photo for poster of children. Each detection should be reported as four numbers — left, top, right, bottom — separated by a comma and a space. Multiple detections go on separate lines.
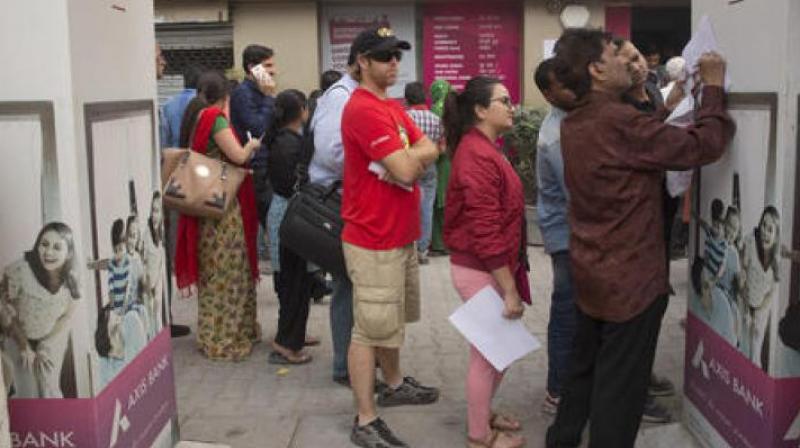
687, 102, 799, 376
85, 109, 168, 392
690, 192, 782, 370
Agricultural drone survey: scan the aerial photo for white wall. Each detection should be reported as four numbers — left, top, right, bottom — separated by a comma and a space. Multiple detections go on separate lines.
692, 0, 799, 377
0, 0, 78, 238
232, 2, 319, 93
0, 0, 90, 397
0, 0, 161, 399
0, 351, 7, 448
154, 0, 229, 23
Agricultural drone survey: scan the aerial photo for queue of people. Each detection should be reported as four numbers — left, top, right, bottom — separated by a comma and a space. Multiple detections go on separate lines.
157, 25, 734, 448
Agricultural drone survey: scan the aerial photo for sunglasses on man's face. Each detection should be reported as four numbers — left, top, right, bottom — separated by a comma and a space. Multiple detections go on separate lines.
368, 49, 403, 63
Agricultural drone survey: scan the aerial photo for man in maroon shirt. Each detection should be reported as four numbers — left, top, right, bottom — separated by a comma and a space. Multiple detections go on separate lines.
545, 29, 735, 448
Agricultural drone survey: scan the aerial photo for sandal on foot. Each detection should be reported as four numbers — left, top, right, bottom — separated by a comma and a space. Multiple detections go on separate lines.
490, 412, 521, 431
268, 351, 312, 365
304, 336, 321, 346
467, 429, 525, 448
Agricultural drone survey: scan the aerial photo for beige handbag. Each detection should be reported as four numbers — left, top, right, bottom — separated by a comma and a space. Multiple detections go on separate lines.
161, 148, 249, 219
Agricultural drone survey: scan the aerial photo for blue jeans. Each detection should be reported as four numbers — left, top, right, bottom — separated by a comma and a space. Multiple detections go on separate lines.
266, 194, 289, 272
330, 275, 353, 379
417, 167, 437, 253
547, 250, 577, 396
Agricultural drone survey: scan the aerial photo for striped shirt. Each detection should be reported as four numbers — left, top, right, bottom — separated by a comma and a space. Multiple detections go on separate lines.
108, 256, 130, 309
703, 227, 727, 277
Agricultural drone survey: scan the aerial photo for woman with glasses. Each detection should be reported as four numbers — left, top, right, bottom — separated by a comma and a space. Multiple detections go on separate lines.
443, 76, 527, 448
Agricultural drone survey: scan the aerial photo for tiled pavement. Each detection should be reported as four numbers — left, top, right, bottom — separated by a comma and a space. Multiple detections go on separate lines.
171, 248, 701, 447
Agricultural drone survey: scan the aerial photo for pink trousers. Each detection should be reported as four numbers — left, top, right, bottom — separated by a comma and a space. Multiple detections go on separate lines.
450, 263, 505, 441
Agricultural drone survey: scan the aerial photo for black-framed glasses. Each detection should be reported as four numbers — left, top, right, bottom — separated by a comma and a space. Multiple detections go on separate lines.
368, 49, 403, 63
490, 96, 513, 108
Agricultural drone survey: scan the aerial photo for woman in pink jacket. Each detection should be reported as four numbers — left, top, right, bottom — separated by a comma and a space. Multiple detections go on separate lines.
443, 76, 527, 448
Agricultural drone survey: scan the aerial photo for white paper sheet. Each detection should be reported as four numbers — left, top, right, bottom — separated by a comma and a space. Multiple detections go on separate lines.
449, 286, 541, 371
666, 15, 732, 126
543, 39, 557, 60
368, 161, 414, 192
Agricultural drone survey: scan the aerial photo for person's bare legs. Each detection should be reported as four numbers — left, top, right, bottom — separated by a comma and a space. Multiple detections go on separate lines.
350, 341, 378, 425
376, 347, 402, 387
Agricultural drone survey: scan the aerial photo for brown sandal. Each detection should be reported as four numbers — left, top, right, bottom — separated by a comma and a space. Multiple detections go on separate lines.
467, 429, 525, 448
490, 412, 521, 431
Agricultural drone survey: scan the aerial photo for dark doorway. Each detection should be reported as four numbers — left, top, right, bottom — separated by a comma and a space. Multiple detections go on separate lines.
631, 7, 691, 64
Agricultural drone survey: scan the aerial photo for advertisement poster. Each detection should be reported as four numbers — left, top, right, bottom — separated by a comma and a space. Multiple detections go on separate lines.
423, 3, 521, 102
8, 331, 176, 448
685, 94, 800, 447
0, 102, 91, 401
2, 100, 177, 447
84, 104, 168, 395
320, 4, 417, 98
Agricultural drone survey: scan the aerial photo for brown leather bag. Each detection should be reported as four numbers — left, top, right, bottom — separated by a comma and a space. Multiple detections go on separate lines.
161, 148, 249, 219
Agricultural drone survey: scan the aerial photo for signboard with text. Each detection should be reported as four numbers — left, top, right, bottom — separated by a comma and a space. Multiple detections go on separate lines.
423, 3, 521, 102
320, 4, 417, 98
8, 331, 176, 448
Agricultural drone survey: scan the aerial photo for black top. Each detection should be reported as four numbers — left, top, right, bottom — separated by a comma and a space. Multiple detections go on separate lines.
624, 81, 664, 113
267, 128, 307, 198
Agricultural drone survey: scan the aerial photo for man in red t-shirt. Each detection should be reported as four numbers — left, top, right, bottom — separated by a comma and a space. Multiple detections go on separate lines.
341, 27, 442, 448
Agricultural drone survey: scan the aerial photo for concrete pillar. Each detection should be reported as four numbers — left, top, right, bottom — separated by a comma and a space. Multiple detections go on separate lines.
0, 1, 178, 446
0, 350, 9, 448
684, 1, 800, 447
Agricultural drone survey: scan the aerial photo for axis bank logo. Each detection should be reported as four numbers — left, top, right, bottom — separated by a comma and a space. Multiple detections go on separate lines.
786, 411, 800, 444
690, 340, 764, 418
691, 340, 711, 380
109, 399, 131, 447
10, 431, 75, 448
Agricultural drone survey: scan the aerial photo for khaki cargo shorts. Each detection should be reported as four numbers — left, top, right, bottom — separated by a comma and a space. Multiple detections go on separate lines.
343, 242, 421, 349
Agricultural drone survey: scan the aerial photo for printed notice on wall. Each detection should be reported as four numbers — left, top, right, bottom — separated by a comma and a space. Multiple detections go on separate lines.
423, 3, 521, 102
319, 5, 417, 98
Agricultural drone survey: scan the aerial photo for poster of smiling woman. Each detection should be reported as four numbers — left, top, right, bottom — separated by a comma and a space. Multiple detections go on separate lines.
0, 102, 90, 400
0, 222, 81, 399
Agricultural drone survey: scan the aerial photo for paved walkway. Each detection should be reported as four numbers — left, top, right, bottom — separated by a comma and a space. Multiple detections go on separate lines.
171, 248, 700, 447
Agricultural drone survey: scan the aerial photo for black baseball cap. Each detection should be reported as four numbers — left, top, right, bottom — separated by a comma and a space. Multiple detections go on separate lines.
347, 26, 411, 66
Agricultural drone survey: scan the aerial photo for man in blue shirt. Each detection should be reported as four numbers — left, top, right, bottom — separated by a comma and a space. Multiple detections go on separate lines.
229, 44, 278, 225
308, 55, 358, 387
159, 62, 202, 338
160, 64, 202, 149
534, 58, 578, 416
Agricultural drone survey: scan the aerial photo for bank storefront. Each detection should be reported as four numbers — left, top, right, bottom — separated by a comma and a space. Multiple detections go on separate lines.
155, 0, 689, 108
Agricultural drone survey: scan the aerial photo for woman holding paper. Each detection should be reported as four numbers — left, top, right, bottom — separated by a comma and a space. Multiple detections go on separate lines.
443, 76, 527, 448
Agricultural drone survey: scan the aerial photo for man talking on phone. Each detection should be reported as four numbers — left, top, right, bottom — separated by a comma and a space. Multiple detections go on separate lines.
230, 44, 278, 229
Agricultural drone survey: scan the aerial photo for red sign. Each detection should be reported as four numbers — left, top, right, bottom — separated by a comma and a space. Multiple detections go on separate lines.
423, 3, 521, 102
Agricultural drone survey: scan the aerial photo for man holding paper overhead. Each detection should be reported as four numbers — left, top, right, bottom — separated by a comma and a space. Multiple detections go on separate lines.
340, 27, 441, 448
545, 29, 735, 448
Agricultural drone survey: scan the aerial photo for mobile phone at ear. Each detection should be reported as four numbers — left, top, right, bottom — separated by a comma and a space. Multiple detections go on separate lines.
251, 64, 267, 82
